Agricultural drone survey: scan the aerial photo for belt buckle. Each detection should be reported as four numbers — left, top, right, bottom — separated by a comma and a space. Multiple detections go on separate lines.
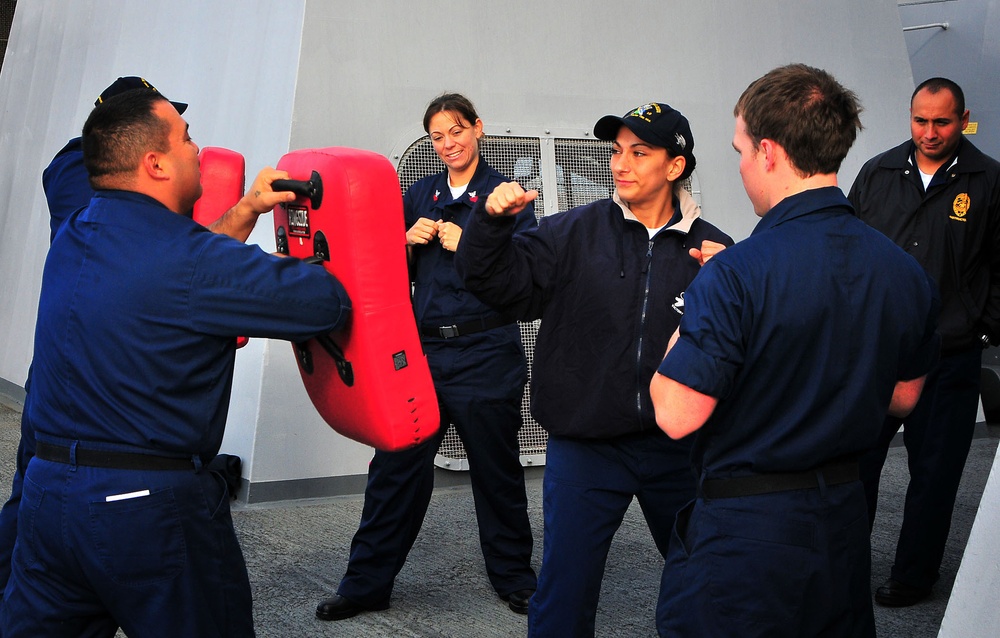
439, 325, 460, 339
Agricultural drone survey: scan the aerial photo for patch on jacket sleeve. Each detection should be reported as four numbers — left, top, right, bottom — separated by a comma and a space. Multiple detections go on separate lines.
672, 292, 685, 315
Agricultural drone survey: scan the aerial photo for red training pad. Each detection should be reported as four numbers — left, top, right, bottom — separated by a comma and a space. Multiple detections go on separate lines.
273, 147, 439, 451
195, 147, 249, 348
194, 147, 245, 225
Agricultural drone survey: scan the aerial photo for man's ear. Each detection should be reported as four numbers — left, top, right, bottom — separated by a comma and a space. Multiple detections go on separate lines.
759, 138, 778, 171
142, 151, 168, 181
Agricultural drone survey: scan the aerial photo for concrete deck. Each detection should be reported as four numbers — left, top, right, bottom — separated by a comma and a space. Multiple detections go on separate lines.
0, 403, 995, 637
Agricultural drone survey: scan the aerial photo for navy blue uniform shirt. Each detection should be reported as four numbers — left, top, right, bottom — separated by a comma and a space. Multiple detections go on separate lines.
404, 159, 536, 327
41, 137, 92, 243
28, 190, 351, 459
659, 187, 939, 477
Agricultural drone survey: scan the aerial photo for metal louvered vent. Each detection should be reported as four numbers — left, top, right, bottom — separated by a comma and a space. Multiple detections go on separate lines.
396, 133, 694, 470
553, 138, 614, 211
397, 135, 545, 219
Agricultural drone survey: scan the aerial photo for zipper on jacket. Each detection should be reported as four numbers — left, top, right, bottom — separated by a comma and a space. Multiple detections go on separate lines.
641, 239, 654, 274
635, 239, 655, 419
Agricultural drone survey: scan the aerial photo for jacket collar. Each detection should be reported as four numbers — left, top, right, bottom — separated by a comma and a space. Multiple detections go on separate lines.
81, 190, 201, 236
751, 186, 851, 236
428, 156, 491, 212
612, 185, 702, 235
879, 137, 990, 175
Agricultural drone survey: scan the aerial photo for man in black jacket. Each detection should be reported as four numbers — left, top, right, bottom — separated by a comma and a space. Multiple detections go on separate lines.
849, 77, 1000, 607
456, 102, 731, 637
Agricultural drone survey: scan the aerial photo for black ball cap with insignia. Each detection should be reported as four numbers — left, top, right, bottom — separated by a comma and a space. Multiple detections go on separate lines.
94, 76, 188, 114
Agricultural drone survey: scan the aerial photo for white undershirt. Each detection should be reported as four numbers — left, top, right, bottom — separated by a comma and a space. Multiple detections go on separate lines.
919, 169, 934, 190
614, 190, 668, 238
914, 156, 958, 190
644, 223, 667, 239
449, 183, 468, 200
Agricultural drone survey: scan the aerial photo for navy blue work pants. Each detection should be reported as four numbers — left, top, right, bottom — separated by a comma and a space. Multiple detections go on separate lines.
658, 482, 874, 637
0, 457, 253, 637
338, 331, 535, 605
860, 347, 981, 590
527, 431, 694, 638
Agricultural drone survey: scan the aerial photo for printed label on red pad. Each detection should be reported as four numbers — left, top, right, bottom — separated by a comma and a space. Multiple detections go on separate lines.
287, 205, 310, 237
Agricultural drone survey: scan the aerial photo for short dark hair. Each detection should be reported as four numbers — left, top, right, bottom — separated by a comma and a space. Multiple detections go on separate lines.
82, 89, 172, 188
422, 92, 480, 133
912, 77, 965, 117
734, 63, 863, 176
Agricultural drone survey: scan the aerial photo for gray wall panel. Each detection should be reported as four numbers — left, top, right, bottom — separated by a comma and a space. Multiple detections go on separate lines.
292, 0, 915, 242
902, 0, 1000, 159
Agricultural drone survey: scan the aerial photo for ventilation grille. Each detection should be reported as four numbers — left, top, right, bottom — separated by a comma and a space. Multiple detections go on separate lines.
397, 136, 545, 219
553, 138, 614, 210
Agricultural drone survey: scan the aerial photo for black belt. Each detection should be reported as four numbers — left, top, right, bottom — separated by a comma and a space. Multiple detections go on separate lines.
35, 441, 196, 471
700, 461, 859, 499
419, 315, 509, 339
